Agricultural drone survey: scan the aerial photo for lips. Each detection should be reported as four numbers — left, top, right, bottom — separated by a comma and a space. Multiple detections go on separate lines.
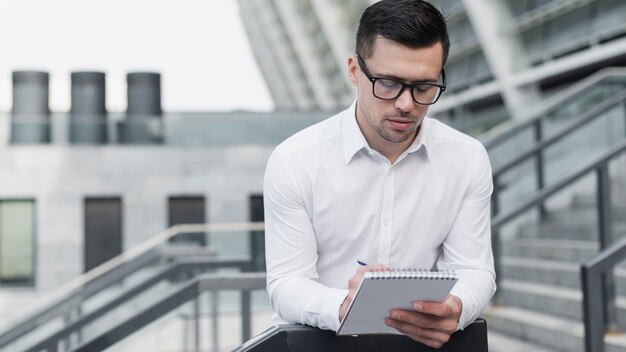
387, 119, 414, 131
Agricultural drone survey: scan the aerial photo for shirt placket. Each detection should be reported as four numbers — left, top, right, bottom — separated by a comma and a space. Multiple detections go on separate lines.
377, 166, 394, 266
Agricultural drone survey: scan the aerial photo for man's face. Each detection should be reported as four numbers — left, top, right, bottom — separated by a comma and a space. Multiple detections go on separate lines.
348, 37, 444, 153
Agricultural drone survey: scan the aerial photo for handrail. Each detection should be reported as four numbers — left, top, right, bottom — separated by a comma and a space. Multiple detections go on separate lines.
488, 92, 626, 293
0, 222, 265, 349
491, 92, 626, 176
20, 257, 253, 352
491, 138, 626, 230
582, 237, 626, 352
69, 272, 267, 352
0, 247, 164, 349
481, 67, 626, 149
234, 319, 488, 352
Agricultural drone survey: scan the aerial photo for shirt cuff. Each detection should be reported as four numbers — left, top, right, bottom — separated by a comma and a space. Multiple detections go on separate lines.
449, 283, 477, 330
322, 288, 349, 331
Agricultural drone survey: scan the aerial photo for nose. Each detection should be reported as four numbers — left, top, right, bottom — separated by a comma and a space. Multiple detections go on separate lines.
394, 88, 415, 112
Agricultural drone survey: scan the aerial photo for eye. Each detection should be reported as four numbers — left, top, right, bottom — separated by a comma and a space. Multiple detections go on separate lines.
414, 84, 434, 93
378, 79, 401, 91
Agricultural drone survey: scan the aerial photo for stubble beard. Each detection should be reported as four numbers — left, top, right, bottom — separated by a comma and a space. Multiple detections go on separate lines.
375, 111, 419, 144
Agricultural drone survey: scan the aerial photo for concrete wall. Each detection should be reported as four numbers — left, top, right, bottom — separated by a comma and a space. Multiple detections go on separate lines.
0, 144, 273, 312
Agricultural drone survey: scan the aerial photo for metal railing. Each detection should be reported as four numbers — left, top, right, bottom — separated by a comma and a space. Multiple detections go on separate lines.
481, 67, 626, 149
582, 236, 626, 352
491, 90, 626, 210
28, 272, 267, 352
1, 110, 331, 146
0, 222, 265, 352
479, 68, 626, 351
234, 319, 488, 352
491, 137, 626, 352
23, 257, 254, 352
489, 93, 626, 301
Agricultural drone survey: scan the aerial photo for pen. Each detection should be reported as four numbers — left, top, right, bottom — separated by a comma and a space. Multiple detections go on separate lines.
357, 260, 367, 266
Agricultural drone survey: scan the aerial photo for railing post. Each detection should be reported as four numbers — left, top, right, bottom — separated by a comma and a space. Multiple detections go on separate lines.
194, 296, 200, 352
71, 304, 83, 349
62, 306, 78, 352
241, 289, 252, 343
597, 163, 614, 249
533, 121, 546, 219
582, 265, 606, 352
210, 289, 219, 352
596, 163, 617, 331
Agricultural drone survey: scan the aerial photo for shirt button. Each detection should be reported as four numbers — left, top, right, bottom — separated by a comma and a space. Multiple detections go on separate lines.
383, 219, 389, 226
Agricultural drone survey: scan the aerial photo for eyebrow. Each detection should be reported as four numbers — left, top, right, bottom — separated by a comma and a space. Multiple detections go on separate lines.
370, 70, 441, 85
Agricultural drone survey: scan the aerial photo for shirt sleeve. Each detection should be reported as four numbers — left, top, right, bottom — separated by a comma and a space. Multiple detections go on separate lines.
263, 148, 349, 331
437, 144, 496, 330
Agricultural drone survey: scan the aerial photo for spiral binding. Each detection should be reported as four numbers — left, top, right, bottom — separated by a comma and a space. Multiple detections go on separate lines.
365, 269, 457, 280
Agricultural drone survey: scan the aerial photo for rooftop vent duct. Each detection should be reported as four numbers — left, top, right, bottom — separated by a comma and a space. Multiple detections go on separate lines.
121, 72, 162, 143
11, 71, 50, 143
70, 71, 107, 144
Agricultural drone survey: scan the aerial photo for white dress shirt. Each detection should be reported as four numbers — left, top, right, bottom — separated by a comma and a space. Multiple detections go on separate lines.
263, 101, 496, 332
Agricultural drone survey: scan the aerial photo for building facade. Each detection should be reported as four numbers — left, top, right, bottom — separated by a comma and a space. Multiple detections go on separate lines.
0, 71, 331, 321
238, 0, 626, 134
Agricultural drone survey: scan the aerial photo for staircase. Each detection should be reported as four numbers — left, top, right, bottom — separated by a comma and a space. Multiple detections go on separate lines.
476, 67, 626, 352
486, 188, 626, 352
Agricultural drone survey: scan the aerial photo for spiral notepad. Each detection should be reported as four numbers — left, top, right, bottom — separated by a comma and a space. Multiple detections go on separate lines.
337, 269, 457, 335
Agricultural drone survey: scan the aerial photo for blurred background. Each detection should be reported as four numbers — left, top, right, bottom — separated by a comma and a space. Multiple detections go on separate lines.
0, 0, 273, 112
0, 0, 626, 351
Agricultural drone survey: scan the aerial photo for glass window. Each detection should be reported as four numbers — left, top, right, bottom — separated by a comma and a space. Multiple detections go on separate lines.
168, 196, 206, 246
0, 199, 35, 285
249, 194, 265, 272
84, 198, 122, 272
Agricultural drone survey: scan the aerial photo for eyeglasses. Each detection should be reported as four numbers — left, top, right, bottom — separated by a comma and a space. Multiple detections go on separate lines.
356, 55, 446, 105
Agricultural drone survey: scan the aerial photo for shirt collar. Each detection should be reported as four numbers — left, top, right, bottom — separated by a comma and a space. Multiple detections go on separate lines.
342, 100, 369, 164
406, 119, 431, 162
341, 100, 431, 164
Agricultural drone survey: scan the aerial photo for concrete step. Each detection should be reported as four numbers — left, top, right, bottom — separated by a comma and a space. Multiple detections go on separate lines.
500, 279, 582, 320
502, 257, 580, 288
501, 257, 626, 295
517, 222, 626, 240
571, 192, 626, 210
500, 279, 626, 323
484, 305, 626, 352
488, 330, 560, 352
545, 207, 626, 223
501, 238, 598, 262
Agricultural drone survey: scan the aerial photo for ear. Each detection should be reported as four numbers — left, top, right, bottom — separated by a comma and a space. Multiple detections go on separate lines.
347, 55, 359, 87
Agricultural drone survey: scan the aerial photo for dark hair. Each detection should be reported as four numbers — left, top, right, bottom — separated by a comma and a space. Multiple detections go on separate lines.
356, 0, 450, 65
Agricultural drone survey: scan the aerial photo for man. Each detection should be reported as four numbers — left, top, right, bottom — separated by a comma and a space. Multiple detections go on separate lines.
263, 0, 495, 348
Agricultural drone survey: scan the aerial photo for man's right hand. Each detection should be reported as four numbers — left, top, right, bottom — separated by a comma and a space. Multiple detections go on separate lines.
339, 263, 390, 321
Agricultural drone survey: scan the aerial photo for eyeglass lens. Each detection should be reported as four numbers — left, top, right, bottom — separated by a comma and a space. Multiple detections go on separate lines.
374, 79, 442, 105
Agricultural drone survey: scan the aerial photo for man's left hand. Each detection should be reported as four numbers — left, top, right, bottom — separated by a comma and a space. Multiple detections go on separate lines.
384, 294, 462, 349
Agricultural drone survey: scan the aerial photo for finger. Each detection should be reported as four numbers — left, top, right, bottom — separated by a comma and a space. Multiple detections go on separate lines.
389, 309, 457, 335
413, 295, 461, 320
389, 309, 435, 328
384, 317, 450, 348
348, 263, 392, 298
348, 264, 390, 293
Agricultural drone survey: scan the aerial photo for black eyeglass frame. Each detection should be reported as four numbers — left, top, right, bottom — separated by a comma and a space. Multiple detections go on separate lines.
356, 55, 446, 105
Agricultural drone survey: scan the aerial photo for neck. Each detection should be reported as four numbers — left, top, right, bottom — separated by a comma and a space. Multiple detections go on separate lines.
375, 131, 418, 164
